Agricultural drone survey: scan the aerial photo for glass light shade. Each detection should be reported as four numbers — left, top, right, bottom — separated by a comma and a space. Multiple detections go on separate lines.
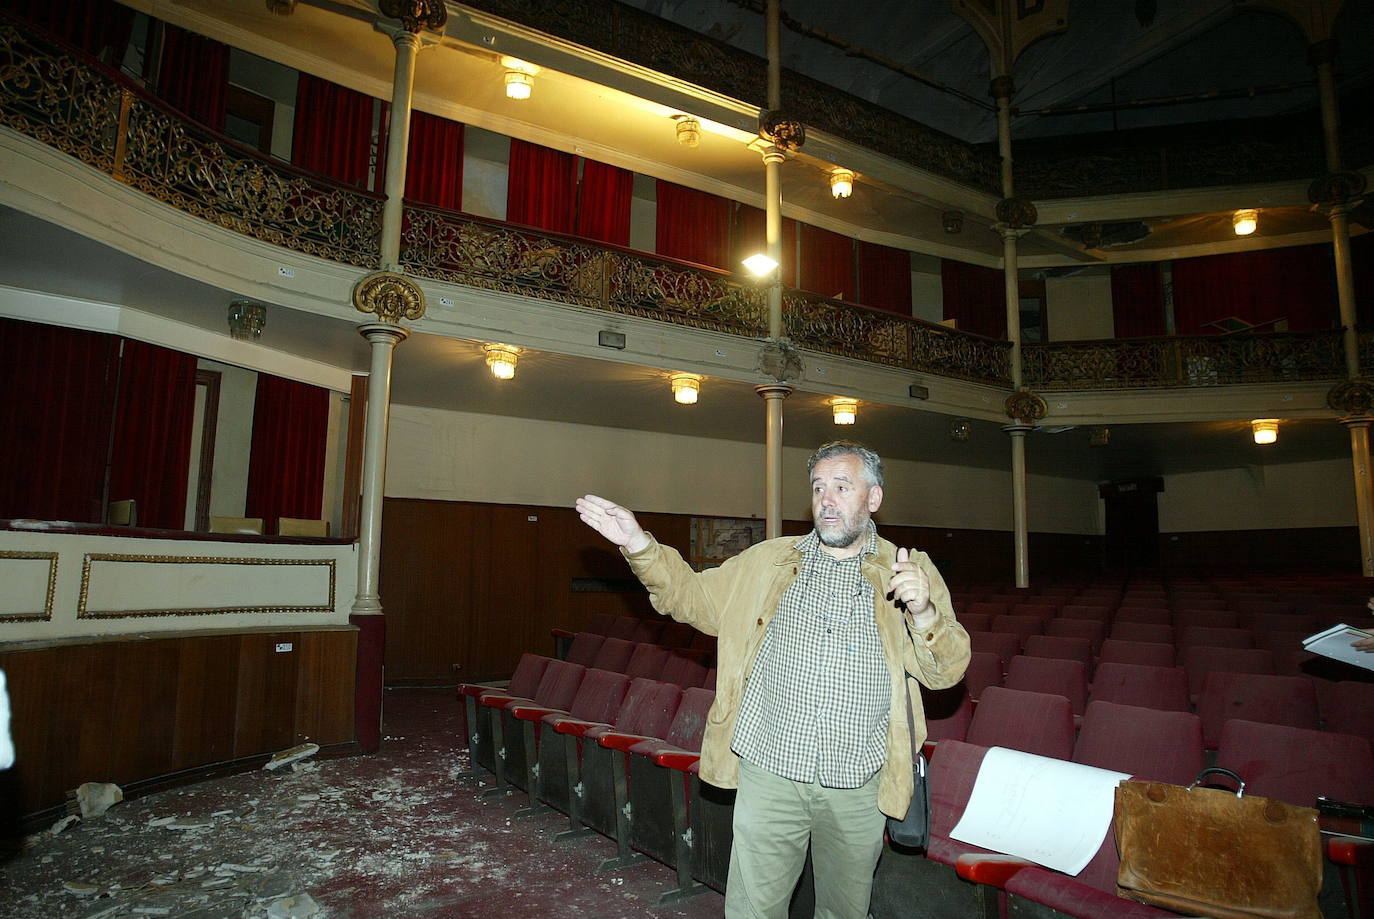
1233, 209, 1258, 236
504, 71, 532, 100
742, 253, 779, 276
832, 398, 858, 425
1251, 419, 1278, 445
675, 118, 700, 148
830, 168, 854, 199
670, 373, 701, 404
484, 344, 519, 380
227, 300, 266, 340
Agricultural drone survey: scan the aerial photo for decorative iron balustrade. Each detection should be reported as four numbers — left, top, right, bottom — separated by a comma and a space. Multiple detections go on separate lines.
0, 21, 383, 269
1023, 331, 1348, 390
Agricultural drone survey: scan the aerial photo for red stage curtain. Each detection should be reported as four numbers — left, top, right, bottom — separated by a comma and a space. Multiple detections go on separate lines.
506, 140, 577, 233
1172, 244, 1336, 334
656, 181, 733, 270
7, 0, 134, 60
107, 339, 198, 530
1111, 264, 1167, 338
798, 224, 855, 302
156, 24, 228, 131
404, 110, 464, 211
292, 74, 375, 188
941, 259, 1005, 338
734, 204, 798, 285
856, 241, 912, 316
0, 319, 119, 522
576, 158, 634, 247
245, 375, 329, 534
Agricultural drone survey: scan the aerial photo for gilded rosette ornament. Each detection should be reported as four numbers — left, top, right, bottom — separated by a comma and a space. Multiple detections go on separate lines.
1004, 390, 1048, 425
379, 0, 448, 33
759, 110, 806, 151
758, 339, 803, 383
1327, 380, 1374, 418
996, 196, 1038, 229
352, 271, 426, 324
1308, 172, 1367, 207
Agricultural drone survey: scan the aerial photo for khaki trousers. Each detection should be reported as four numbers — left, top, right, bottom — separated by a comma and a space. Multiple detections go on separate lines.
724, 758, 887, 919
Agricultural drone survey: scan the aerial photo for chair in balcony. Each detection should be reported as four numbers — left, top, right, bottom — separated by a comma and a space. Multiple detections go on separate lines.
278, 516, 329, 537
208, 515, 264, 535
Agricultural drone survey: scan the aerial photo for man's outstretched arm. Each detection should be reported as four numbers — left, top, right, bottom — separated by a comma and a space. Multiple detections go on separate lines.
576, 494, 651, 554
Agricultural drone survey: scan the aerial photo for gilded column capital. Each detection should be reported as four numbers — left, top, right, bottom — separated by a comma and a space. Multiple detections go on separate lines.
1004, 389, 1048, 425
758, 339, 803, 383
1308, 171, 1367, 209
995, 196, 1038, 229
352, 270, 427, 325
1328, 379, 1374, 420
378, 0, 447, 33
759, 110, 806, 151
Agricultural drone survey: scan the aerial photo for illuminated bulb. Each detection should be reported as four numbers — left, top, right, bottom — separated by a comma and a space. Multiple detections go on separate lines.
1251, 419, 1278, 445
504, 71, 532, 100
670, 373, 701, 404
484, 343, 519, 380
675, 117, 700, 148
1233, 208, 1258, 236
832, 398, 858, 425
742, 253, 779, 277
830, 168, 854, 199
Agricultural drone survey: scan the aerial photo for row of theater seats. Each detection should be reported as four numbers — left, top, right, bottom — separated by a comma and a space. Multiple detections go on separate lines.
551, 613, 716, 664
560, 631, 717, 690
455, 652, 734, 901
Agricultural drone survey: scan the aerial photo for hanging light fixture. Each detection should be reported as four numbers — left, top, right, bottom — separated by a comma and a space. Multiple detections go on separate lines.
829, 168, 854, 199
1233, 208, 1259, 236
674, 116, 700, 148
483, 343, 520, 380
831, 398, 858, 425
503, 70, 533, 100
227, 300, 266, 340
670, 372, 701, 404
742, 252, 779, 277
1251, 419, 1279, 445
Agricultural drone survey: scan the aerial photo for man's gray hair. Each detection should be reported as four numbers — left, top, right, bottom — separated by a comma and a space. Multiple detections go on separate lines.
806, 440, 884, 488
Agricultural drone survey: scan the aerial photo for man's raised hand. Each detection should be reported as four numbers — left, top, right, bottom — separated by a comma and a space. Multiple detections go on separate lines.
576, 495, 650, 554
890, 547, 937, 629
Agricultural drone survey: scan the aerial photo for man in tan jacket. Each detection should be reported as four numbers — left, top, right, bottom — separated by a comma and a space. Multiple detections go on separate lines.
576, 441, 970, 919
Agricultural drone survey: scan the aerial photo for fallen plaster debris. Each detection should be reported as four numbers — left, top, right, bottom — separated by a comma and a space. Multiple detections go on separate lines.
70, 781, 124, 819
264, 892, 321, 918
50, 814, 81, 836
262, 743, 319, 771
61, 879, 100, 896
164, 816, 213, 830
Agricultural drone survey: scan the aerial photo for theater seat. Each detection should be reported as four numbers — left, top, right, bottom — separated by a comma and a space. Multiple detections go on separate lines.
456, 652, 550, 775
1087, 661, 1190, 713
1195, 671, 1319, 749
965, 686, 1075, 759
564, 631, 605, 667
1003, 655, 1087, 718
1073, 701, 1203, 786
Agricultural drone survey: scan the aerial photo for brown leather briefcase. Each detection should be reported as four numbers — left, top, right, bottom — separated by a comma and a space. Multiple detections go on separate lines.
1114, 768, 1323, 919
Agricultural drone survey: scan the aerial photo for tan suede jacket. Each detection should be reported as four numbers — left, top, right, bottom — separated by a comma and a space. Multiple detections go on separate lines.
623, 531, 970, 819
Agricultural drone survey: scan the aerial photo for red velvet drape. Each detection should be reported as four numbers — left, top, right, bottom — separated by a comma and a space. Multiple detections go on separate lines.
734, 204, 798, 285
799, 224, 856, 302
576, 158, 634, 247
0, 319, 119, 522
1111, 264, 1167, 338
7, 0, 134, 60
107, 339, 198, 530
655, 181, 733, 270
156, 23, 228, 131
1172, 244, 1336, 335
245, 375, 329, 534
506, 140, 578, 233
292, 74, 375, 188
941, 259, 1006, 338
404, 110, 464, 211
856, 241, 912, 316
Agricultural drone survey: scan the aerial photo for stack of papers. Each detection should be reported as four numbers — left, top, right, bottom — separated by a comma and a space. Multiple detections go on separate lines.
1302, 623, 1374, 671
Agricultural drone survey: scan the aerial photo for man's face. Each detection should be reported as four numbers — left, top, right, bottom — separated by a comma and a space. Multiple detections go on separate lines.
811, 454, 884, 555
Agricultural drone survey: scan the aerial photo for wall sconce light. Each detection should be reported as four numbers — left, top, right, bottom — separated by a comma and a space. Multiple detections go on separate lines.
942, 211, 964, 234
1251, 418, 1278, 445
1233, 208, 1258, 236
504, 70, 533, 100
670, 372, 701, 404
831, 398, 858, 425
674, 116, 700, 148
948, 419, 971, 441
1089, 426, 1111, 447
830, 168, 854, 199
742, 253, 779, 277
483, 343, 520, 380
227, 300, 266, 340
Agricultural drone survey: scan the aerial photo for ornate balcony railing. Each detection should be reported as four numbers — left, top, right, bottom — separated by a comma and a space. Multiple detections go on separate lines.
1023, 331, 1348, 390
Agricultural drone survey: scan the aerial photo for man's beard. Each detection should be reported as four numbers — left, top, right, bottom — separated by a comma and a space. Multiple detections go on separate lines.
815, 514, 866, 549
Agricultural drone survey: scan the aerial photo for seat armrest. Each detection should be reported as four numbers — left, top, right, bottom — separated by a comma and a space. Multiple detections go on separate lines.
479, 693, 526, 709
457, 683, 492, 699
548, 716, 603, 736
657, 750, 701, 772
599, 731, 655, 752
509, 704, 563, 721
956, 853, 1036, 888
551, 627, 575, 639
1328, 837, 1374, 868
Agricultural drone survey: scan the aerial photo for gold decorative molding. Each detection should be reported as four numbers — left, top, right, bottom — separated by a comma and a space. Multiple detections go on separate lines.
1308, 171, 1367, 208
78, 554, 335, 619
1004, 390, 1048, 425
996, 196, 1039, 229
378, 0, 448, 34
352, 271, 426, 324
757, 339, 803, 383
759, 110, 806, 151
0, 551, 58, 623
1327, 379, 1374, 418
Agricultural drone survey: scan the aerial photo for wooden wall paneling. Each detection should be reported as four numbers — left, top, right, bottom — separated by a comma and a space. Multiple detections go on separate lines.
294, 629, 357, 745
110, 640, 181, 787
471, 503, 544, 682
69, 643, 124, 803
380, 498, 472, 684
233, 632, 300, 757
172, 636, 241, 770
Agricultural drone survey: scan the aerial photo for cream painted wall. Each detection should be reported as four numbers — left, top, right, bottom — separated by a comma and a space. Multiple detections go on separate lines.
1046, 271, 1114, 342
911, 254, 943, 325
385, 403, 1101, 534
1158, 458, 1356, 532
206, 360, 257, 520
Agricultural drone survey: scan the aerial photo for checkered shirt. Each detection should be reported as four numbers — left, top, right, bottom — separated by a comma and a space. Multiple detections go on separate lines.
731, 522, 891, 788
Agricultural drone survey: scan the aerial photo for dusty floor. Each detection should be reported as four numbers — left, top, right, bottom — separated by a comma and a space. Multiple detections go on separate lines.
0, 688, 726, 918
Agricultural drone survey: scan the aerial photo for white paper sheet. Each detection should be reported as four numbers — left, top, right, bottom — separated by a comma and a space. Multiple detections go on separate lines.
1303, 623, 1374, 672
949, 747, 1130, 875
